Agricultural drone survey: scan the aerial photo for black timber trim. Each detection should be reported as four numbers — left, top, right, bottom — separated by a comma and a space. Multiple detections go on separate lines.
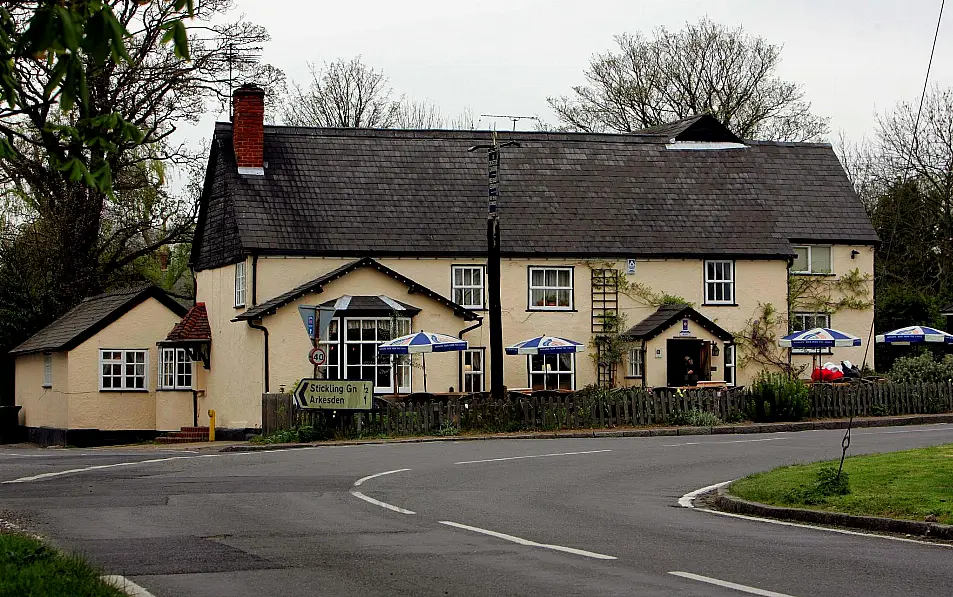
234, 258, 481, 322
227, 248, 797, 261
622, 305, 734, 343
10, 287, 189, 356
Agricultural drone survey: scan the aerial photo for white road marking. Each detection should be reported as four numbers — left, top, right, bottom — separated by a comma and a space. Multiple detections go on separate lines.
664, 437, 788, 447
350, 490, 415, 514
354, 468, 411, 487
855, 425, 951, 436
439, 520, 616, 560
102, 575, 157, 597
679, 483, 953, 549
669, 571, 797, 597
1, 454, 219, 484
454, 449, 612, 465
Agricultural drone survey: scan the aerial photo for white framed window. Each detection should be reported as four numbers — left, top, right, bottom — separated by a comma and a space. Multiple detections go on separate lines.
42, 353, 52, 388
462, 349, 484, 393
99, 349, 148, 391
342, 317, 412, 394
318, 319, 341, 381
158, 348, 193, 390
724, 344, 736, 386
792, 245, 832, 275
529, 353, 575, 391
528, 266, 573, 310
791, 312, 831, 354
704, 260, 734, 305
452, 265, 485, 309
234, 260, 247, 307
627, 349, 643, 378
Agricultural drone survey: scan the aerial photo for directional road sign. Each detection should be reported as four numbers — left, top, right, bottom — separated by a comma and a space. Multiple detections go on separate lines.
293, 379, 373, 410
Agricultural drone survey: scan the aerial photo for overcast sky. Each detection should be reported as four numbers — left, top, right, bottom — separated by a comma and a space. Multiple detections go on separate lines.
177, 0, 950, 161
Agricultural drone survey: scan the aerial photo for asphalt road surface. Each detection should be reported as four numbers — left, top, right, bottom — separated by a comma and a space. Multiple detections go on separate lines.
1, 424, 952, 597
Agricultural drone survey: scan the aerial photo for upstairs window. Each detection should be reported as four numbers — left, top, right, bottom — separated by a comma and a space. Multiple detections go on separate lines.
792, 245, 832, 274
100, 349, 148, 391
791, 312, 832, 354
42, 353, 52, 388
704, 260, 734, 305
452, 265, 485, 309
528, 266, 573, 310
234, 261, 247, 307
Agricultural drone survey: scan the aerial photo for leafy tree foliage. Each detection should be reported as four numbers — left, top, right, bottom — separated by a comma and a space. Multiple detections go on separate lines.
548, 18, 828, 141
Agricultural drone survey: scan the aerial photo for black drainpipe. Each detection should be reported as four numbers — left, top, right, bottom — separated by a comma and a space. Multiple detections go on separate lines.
246, 254, 270, 393
457, 315, 485, 392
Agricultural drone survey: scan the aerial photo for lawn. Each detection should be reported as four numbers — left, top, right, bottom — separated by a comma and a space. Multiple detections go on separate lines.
730, 444, 953, 525
0, 533, 126, 597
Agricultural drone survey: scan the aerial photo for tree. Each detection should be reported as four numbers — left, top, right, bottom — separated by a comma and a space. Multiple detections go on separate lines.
0, 2, 282, 401
548, 18, 828, 141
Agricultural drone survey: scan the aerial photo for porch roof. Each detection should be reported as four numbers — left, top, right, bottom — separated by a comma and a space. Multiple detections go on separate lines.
622, 305, 734, 342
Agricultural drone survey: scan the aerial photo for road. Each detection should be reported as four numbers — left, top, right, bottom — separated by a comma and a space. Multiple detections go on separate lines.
1, 424, 952, 597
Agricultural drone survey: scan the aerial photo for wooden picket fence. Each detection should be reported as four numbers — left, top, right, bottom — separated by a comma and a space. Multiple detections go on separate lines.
261, 381, 953, 438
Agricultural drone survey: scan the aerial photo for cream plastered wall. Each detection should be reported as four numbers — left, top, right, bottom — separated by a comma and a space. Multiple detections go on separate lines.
67, 298, 185, 430
15, 351, 69, 428
789, 244, 875, 376
621, 322, 729, 389
156, 390, 193, 431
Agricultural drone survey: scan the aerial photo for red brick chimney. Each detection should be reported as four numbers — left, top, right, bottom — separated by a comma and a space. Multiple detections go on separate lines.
232, 84, 265, 175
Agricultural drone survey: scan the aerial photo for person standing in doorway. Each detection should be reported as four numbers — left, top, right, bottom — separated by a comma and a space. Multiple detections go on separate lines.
684, 356, 698, 387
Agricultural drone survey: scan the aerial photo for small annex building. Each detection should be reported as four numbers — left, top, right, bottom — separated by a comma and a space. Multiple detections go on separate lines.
10, 285, 195, 446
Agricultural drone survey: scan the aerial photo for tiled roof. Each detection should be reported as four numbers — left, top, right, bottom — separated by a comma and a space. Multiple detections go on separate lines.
634, 114, 742, 143
191, 117, 877, 271
622, 305, 734, 342
164, 302, 211, 342
234, 258, 480, 322
10, 285, 189, 355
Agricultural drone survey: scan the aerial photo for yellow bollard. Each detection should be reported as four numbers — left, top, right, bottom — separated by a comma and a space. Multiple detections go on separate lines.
207, 409, 216, 442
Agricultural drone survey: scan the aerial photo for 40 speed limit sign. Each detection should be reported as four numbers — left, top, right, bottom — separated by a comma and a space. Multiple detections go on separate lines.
308, 347, 327, 367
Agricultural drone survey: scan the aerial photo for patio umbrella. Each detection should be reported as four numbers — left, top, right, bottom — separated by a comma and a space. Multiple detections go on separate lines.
779, 327, 862, 372
875, 325, 953, 345
378, 331, 468, 393
505, 335, 585, 391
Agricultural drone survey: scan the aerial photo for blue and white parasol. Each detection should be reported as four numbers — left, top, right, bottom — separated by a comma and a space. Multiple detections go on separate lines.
378, 331, 468, 354
505, 335, 586, 355
779, 327, 861, 349
875, 325, 953, 345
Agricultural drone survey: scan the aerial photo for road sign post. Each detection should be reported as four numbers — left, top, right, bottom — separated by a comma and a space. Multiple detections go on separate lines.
293, 379, 373, 410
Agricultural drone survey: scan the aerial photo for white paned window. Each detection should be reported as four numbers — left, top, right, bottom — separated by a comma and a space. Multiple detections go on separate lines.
792, 245, 832, 274
704, 260, 735, 305
319, 319, 341, 381
42, 353, 52, 388
529, 353, 575, 391
462, 349, 484, 393
452, 265, 485, 309
528, 266, 573, 310
234, 260, 247, 307
791, 312, 832, 354
627, 349, 643, 378
100, 349, 148, 391
724, 345, 736, 386
158, 348, 193, 390
342, 317, 411, 394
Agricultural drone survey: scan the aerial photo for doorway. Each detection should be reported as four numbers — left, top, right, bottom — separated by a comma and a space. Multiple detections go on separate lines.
666, 339, 711, 387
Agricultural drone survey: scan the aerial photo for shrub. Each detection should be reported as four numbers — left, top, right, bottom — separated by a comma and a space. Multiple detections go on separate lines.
888, 352, 953, 384
746, 371, 810, 422
669, 408, 722, 427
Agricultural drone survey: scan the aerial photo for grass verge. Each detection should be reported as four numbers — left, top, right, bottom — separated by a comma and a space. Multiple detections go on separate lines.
730, 444, 953, 525
0, 532, 126, 597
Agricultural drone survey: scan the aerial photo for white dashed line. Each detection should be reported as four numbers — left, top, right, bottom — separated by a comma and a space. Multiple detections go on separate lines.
439, 520, 616, 560
664, 437, 788, 447
350, 491, 416, 514
353, 468, 411, 487
669, 571, 797, 597
1, 454, 219, 484
454, 449, 612, 465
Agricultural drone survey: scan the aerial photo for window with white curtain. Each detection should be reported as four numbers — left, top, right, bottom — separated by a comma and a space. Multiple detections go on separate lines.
158, 348, 193, 390
234, 261, 246, 307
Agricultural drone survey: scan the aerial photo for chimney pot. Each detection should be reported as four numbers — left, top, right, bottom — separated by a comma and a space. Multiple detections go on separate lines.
232, 84, 265, 176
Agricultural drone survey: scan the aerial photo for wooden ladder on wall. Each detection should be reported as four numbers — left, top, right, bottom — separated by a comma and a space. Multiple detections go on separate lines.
591, 268, 621, 387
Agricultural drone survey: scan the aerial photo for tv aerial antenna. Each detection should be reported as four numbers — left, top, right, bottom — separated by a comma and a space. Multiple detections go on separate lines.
480, 114, 540, 131
225, 42, 263, 117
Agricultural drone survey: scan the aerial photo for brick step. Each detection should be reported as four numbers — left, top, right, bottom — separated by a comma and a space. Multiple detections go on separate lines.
163, 433, 209, 440
156, 436, 208, 444
179, 427, 209, 433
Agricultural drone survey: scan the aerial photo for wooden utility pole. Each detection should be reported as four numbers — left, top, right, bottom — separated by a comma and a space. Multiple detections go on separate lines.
469, 132, 519, 400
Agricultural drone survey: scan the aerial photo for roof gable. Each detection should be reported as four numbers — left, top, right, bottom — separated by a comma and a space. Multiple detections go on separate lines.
234, 258, 480, 322
11, 285, 189, 356
164, 302, 211, 342
635, 114, 742, 143
622, 305, 734, 342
